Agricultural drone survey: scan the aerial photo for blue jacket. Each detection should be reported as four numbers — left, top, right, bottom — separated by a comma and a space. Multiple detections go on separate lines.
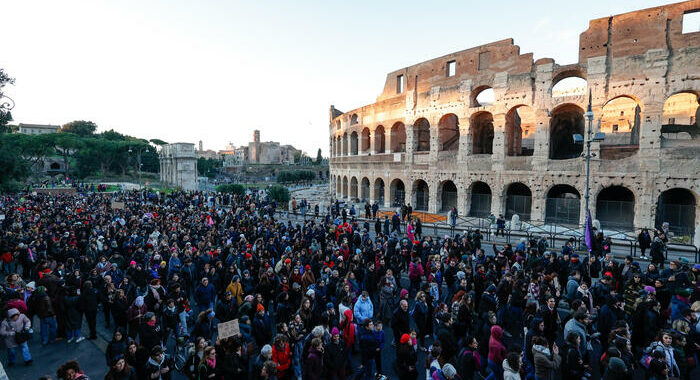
194, 283, 216, 307
353, 297, 374, 324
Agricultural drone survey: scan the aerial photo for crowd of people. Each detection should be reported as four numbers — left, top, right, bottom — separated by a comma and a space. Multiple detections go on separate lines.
0, 189, 698, 380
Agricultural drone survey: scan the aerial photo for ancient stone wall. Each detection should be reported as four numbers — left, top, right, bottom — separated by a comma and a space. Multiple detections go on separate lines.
329, 1, 700, 236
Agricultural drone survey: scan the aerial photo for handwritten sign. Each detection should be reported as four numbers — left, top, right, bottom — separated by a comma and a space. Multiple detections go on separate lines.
111, 201, 125, 210
217, 319, 240, 340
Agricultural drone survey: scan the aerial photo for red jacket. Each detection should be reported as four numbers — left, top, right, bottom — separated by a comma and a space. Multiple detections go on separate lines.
271, 342, 291, 376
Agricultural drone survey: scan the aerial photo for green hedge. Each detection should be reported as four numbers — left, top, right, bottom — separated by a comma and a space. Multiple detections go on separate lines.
276, 169, 316, 183
216, 183, 246, 195
267, 184, 290, 203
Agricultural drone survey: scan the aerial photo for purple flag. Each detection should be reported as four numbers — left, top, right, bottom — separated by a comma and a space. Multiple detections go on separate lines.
584, 209, 594, 252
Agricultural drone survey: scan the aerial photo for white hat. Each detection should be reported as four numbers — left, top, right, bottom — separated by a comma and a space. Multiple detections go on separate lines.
25, 281, 36, 290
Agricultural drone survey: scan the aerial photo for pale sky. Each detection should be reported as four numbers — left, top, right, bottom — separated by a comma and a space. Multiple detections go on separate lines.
1, 0, 679, 156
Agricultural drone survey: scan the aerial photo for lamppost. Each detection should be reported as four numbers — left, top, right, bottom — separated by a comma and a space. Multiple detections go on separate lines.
128, 146, 149, 194
574, 90, 605, 222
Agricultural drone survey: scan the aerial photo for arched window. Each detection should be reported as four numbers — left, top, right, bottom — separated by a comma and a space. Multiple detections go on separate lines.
414, 118, 430, 152
360, 177, 370, 201
551, 75, 587, 97
390, 179, 405, 207
661, 92, 699, 140
413, 180, 429, 211
545, 185, 581, 225
656, 188, 696, 237
505, 183, 532, 220
473, 86, 494, 106
469, 182, 491, 217
350, 132, 358, 155
471, 112, 494, 154
374, 126, 386, 153
549, 104, 584, 159
360, 128, 371, 153
391, 122, 406, 152
440, 181, 457, 212
596, 186, 635, 229
600, 96, 641, 158
438, 114, 459, 151
374, 178, 385, 204
506, 105, 535, 156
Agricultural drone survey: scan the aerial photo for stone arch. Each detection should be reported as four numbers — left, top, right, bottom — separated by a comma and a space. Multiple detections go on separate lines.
471, 112, 494, 154
549, 103, 584, 159
360, 127, 371, 153
336, 136, 342, 156
350, 132, 359, 155
342, 176, 348, 198
49, 162, 61, 170
374, 178, 385, 204
390, 178, 406, 207
600, 95, 641, 157
351, 114, 358, 125
662, 91, 699, 139
438, 114, 460, 151
374, 125, 386, 153
335, 176, 341, 196
350, 177, 358, 199
391, 122, 406, 152
438, 180, 458, 212
551, 72, 587, 97
505, 105, 535, 156
655, 188, 697, 237
413, 118, 431, 152
468, 181, 492, 217
596, 185, 635, 229
545, 184, 581, 225
412, 179, 430, 211
504, 182, 532, 220
360, 177, 370, 201
342, 133, 348, 156
473, 85, 494, 106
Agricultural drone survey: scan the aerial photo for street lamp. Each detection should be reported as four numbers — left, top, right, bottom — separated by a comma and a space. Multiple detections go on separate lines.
129, 146, 150, 196
573, 90, 605, 218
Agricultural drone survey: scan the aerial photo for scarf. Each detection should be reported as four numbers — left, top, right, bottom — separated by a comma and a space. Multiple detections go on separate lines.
206, 357, 216, 368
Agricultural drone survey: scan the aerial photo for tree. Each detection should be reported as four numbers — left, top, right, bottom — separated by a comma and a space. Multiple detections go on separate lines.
0, 68, 15, 132
0, 68, 25, 192
150, 138, 168, 146
315, 148, 323, 164
216, 183, 245, 195
198, 158, 222, 178
49, 133, 83, 177
60, 120, 97, 136
267, 184, 290, 204
101, 129, 127, 141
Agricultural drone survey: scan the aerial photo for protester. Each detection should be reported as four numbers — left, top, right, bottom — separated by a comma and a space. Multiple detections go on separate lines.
0, 189, 696, 380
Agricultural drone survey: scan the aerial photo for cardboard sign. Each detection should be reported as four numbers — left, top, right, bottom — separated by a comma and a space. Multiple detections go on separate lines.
111, 201, 125, 210
217, 319, 240, 340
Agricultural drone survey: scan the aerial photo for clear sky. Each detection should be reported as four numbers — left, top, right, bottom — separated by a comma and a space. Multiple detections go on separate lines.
1, 0, 680, 156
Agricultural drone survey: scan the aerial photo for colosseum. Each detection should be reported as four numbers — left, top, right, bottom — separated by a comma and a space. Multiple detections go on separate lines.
328, 1, 700, 240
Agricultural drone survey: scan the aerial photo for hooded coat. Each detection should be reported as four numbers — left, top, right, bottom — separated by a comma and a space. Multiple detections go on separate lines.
0, 308, 31, 348
488, 325, 507, 363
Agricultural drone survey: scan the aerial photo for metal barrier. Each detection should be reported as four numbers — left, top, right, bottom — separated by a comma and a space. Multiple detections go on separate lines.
273, 208, 699, 262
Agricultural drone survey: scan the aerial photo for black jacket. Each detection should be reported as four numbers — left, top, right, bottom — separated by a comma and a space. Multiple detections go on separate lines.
78, 287, 99, 313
